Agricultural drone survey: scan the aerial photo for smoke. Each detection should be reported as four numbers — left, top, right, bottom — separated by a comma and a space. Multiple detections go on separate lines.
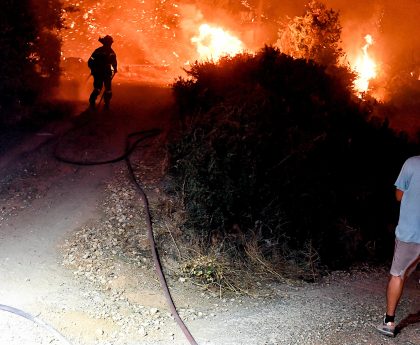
240, 0, 420, 102
247, 0, 419, 69
327, 0, 420, 74
59, 0, 419, 89
330, 0, 420, 105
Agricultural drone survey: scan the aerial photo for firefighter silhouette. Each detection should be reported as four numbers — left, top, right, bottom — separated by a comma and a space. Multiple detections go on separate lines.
88, 35, 117, 109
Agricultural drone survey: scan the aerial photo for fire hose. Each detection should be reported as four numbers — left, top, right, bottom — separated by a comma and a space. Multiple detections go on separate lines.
0, 118, 198, 344
0, 304, 72, 345
53, 120, 199, 344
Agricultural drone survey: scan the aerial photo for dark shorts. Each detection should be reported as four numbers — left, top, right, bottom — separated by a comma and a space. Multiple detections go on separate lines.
390, 239, 420, 277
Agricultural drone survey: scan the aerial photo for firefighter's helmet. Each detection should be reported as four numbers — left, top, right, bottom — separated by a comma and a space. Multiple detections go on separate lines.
99, 35, 114, 46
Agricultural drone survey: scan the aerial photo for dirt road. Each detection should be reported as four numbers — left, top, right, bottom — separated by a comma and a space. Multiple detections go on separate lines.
0, 82, 418, 345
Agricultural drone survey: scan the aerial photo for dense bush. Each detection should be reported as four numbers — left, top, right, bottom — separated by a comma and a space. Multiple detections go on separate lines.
277, 0, 344, 67
168, 46, 416, 270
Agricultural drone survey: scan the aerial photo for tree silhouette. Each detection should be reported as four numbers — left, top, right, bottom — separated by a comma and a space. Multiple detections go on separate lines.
0, 0, 63, 123
276, 0, 344, 66
0, 0, 38, 111
32, 0, 64, 87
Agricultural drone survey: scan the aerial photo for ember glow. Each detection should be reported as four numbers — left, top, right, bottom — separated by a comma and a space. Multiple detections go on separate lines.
56, 0, 419, 100
353, 34, 377, 95
191, 24, 244, 61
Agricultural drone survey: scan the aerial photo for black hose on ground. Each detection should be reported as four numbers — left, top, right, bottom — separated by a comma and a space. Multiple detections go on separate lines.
124, 132, 198, 345
0, 304, 73, 345
54, 124, 199, 345
55, 127, 161, 165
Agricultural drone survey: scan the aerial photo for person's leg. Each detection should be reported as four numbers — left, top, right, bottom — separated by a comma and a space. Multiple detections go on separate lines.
103, 77, 112, 109
89, 76, 103, 107
377, 240, 420, 336
387, 256, 420, 316
386, 274, 404, 317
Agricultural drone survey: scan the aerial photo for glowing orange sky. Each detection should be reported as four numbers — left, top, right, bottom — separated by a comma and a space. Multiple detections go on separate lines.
60, 0, 420, 90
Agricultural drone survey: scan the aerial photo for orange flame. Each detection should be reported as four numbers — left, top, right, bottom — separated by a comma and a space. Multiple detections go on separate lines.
191, 24, 244, 61
353, 34, 377, 95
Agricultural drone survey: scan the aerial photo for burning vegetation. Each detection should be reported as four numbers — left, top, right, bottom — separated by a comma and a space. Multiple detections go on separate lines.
191, 24, 244, 61
353, 34, 377, 96
1, 0, 417, 108
58, 0, 419, 100
161, 1, 419, 276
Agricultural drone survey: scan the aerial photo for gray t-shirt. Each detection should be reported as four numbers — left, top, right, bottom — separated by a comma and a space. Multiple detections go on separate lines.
395, 155, 420, 243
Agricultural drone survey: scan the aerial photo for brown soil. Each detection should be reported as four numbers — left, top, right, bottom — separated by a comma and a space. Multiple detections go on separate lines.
0, 81, 418, 345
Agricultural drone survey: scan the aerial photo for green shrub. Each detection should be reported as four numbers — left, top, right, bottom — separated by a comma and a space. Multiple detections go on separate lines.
167, 46, 416, 270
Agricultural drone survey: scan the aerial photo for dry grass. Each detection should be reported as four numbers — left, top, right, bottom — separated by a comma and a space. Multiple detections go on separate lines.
153, 192, 322, 296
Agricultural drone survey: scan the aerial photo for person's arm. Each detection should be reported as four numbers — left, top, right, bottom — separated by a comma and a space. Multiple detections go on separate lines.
395, 188, 404, 202
87, 54, 95, 71
112, 59, 117, 73
111, 50, 117, 73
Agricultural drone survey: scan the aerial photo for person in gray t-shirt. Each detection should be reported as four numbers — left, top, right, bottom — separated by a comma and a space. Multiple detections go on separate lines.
377, 156, 420, 337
